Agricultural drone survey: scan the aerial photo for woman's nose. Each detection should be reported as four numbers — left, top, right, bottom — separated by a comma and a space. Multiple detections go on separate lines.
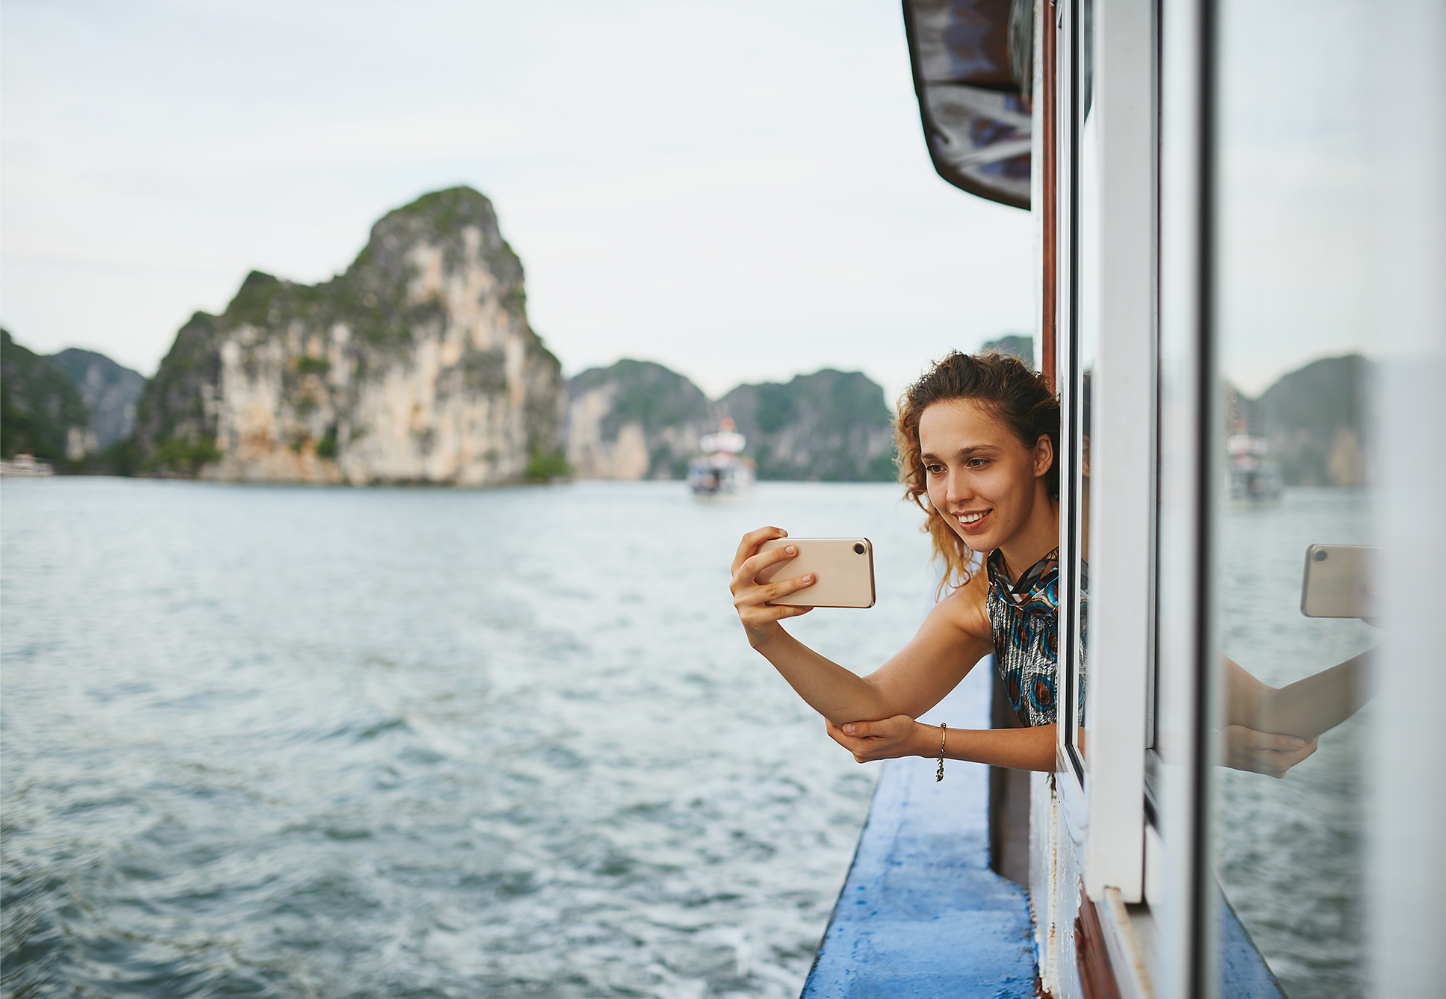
946, 470, 972, 504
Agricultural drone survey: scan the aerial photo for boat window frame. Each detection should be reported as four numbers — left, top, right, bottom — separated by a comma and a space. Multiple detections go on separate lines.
1150, 0, 1217, 992
1054, 0, 1089, 799
1044, 0, 1161, 905
1074, 0, 1160, 907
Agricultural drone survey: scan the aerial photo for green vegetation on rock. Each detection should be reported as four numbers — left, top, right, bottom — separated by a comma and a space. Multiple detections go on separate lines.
1, 328, 91, 463
565, 360, 711, 479
150, 436, 221, 475
131, 312, 223, 472
721, 369, 896, 482
572, 360, 710, 442
526, 446, 571, 481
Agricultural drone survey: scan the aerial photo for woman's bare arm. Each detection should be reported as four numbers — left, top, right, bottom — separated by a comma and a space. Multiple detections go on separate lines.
1226, 652, 1373, 741
827, 716, 1058, 772
730, 526, 994, 725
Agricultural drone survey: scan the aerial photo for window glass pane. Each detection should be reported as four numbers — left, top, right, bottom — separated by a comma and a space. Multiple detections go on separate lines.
1212, 0, 1374, 994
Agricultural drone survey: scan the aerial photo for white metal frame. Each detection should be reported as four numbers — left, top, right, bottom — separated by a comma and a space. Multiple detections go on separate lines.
1037, 3, 1164, 992
1034, 0, 1217, 994
1081, 0, 1156, 905
1368, 2, 1446, 996
1039, 0, 1211, 994
1053, 0, 1088, 806
1153, 0, 1215, 995
1051, 0, 1161, 877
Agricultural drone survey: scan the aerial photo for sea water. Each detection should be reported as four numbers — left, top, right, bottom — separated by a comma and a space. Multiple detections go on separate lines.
1, 478, 939, 999
1, 479, 1366, 997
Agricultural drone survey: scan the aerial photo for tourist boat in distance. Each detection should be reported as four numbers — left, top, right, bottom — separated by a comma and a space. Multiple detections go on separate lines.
0, 453, 56, 478
688, 419, 754, 498
1227, 434, 1282, 501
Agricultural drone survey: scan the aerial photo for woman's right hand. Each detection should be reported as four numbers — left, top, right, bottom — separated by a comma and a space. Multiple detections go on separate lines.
730, 526, 817, 648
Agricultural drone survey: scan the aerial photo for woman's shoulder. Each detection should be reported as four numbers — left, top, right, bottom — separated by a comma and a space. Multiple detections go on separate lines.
935, 566, 993, 641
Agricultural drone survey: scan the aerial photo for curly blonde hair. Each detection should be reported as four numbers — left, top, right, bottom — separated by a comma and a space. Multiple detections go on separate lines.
893, 351, 1059, 592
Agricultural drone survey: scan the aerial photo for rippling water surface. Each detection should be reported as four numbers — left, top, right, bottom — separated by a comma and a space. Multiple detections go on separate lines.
2, 478, 938, 999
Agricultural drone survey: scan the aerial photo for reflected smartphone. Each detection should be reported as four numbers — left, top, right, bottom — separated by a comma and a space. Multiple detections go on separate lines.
757, 537, 876, 608
1301, 544, 1375, 618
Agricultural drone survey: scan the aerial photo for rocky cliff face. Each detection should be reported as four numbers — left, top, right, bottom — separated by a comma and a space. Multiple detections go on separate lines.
565, 360, 710, 479
47, 348, 145, 450
133, 187, 564, 484
720, 370, 895, 481
1, 329, 95, 462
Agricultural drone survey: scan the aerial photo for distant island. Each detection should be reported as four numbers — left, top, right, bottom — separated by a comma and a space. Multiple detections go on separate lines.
565, 361, 895, 482
1226, 355, 1370, 487
0, 186, 1370, 487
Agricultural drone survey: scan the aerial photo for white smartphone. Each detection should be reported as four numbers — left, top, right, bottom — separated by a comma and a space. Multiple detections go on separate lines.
757, 537, 876, 608
1301, 544, 1375, 619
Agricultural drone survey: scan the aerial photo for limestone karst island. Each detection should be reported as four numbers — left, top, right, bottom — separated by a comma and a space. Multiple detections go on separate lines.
141, 188, 563, 486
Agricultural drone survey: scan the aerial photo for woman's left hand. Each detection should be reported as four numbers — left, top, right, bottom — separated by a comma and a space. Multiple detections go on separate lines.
825, 715, 922, 763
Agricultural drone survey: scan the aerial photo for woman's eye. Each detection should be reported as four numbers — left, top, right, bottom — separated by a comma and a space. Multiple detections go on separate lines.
967, 458, 989, 468
924, 463, 944, 475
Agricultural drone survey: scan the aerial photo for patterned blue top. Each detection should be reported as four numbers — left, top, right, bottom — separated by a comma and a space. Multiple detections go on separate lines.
984, 547, 1085, 728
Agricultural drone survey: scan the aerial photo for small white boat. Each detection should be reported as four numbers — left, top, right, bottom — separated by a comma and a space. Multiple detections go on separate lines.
0, 454, 55, 478
1227, 434, 1282, 500
687, 419, 753, 497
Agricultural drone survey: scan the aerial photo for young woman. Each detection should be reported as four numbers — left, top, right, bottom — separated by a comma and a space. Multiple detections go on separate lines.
730, 352, 1066, 773
730, 351, 1325, 776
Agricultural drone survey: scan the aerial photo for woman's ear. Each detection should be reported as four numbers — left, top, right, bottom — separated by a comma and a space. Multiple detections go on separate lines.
1033, 434, 1055, 478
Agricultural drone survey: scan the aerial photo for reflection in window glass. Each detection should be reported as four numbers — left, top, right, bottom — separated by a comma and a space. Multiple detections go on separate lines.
1213, 0, 1374, 995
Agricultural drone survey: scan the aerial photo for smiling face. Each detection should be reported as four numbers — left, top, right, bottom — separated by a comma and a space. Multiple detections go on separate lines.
919, 398, 1056, 562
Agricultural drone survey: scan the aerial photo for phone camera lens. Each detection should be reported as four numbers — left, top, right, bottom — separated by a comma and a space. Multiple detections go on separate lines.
853, 543, 866, 554
1314, 550, 1328, 562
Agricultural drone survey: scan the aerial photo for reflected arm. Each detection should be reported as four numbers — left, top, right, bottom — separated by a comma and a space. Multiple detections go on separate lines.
1226, 651, 1373, 741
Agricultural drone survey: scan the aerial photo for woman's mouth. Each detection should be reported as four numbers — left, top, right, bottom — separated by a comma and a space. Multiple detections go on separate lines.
955, 509, 991, 532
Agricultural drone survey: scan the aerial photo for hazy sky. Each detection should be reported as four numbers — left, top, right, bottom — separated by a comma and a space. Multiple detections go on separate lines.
1216, 0, 1374, 396
1, 0, 1036, 401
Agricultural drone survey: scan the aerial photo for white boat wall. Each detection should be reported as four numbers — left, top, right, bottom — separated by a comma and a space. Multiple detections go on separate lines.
805, 1, 1446, 997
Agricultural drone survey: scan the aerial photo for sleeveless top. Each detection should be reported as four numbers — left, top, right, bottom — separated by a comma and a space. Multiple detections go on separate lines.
984, 547, 1086, 728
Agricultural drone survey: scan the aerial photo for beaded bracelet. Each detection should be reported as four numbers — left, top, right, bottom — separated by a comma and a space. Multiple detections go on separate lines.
936, 722, 947, 782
